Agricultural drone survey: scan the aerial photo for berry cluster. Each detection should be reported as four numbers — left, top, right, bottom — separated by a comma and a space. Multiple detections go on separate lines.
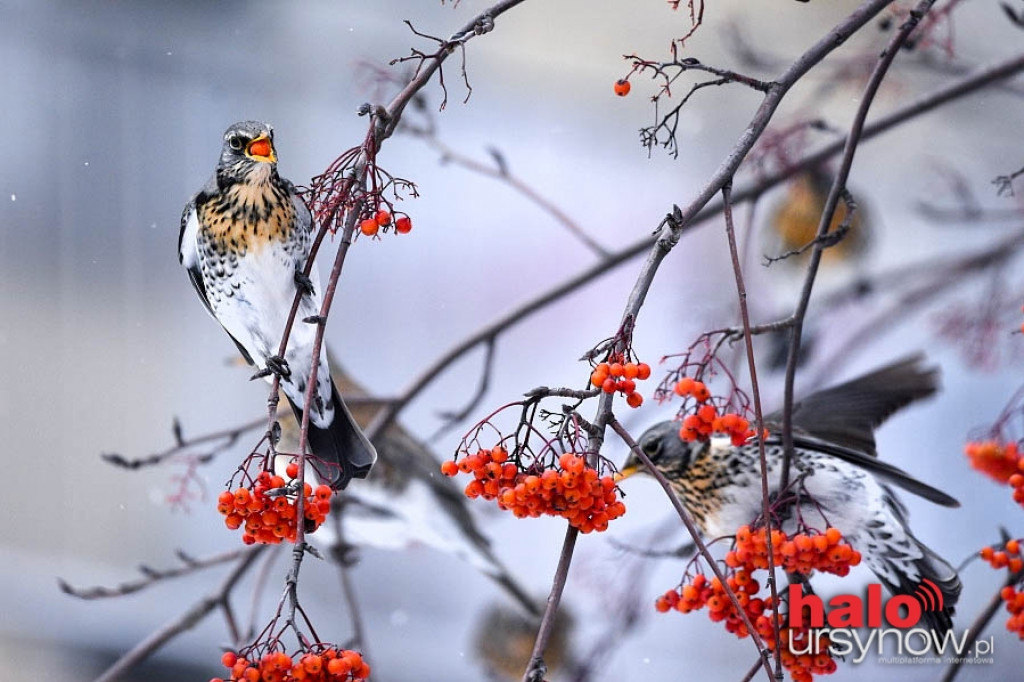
656, 569, 837, 681
673, 377, 758, 446
753, 606, 837, 682
590, 360, 652, 408
359, 209, 412, 237
1001, 585, 1024, 639
726, 525, 862, 577
965, 440, 1021, 484
441, 449, 626, 533
213, 648, 370, 682
980, 539, 1024, 574
982, 539, 1024, 638
216, 470, 332, 545
654, 571, 766, 638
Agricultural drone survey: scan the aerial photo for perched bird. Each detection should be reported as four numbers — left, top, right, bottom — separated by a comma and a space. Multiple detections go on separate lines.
276, 353, 540, 618
179, 121, 375, 489
619, 356, 961, 633
473, 602, 573, 681
766, 167, 870, 265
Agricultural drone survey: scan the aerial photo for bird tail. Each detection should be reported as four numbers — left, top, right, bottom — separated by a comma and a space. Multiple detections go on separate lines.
286, 378, 377, 490
880, 536, 961, 636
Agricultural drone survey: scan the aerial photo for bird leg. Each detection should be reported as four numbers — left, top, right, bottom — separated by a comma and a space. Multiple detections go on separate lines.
251, 355, 292, 381
294, 269, 316, 296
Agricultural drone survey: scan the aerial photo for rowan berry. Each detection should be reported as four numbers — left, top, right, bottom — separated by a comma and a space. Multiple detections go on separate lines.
359, 218, 378, 236
395, 215, 413, 234
374, 209, 392, 226
613, 79, 631, 96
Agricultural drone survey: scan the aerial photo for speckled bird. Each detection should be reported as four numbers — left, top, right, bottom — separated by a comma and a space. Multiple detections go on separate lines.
619, 356, 961, 633
179, 121, 375, 489
275, 352, 540, 618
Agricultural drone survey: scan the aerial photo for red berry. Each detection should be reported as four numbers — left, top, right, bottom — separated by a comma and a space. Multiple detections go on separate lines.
614, 79, 631, 96
375, 209, 392, 226
360, 218, 379, 236
395, 216, 413, 234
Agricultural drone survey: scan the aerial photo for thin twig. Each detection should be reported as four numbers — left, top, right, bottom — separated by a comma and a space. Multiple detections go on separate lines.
92, 546, 267, 682
60, 548, 253, 600
329, 504, 369, 654
520, 525, 579, 682
721, 180, 781, 673
406, 128, 611, 258
609, 418, 773, 680
779, 0, 938, 491
938, 567, 1022, 682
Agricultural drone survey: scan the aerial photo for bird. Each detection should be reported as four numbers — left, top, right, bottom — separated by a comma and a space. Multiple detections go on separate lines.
179, 120, 376, 490
766, 167, 870, 266
274, 352, 541, 618
618, 355, 962, 634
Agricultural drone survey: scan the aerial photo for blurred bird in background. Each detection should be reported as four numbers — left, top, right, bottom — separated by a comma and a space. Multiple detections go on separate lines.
274, 353, 541, 618
618, 355, 962, 634
180, 121, 375, 490
473, 602, 573, 681
766, 167, 870, 266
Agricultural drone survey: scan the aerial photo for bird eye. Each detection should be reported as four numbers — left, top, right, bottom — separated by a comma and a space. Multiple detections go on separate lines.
228, 136, 245, 151
641, 436, 662, 460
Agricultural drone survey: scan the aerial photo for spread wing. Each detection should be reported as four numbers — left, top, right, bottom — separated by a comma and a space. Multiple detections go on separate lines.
766, 354, 938, 456
783, 432, 959, 507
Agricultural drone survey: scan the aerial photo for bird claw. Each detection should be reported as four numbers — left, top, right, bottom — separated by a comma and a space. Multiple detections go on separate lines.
261, 355, 291, 379
294, 270, 315, 296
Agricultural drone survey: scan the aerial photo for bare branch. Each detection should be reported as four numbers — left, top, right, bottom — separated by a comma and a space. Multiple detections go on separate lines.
91, 547, 267, 682
779, 0, 939, 492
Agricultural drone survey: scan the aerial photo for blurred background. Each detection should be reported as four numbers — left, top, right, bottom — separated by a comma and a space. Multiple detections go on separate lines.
1, 0, 1023, 680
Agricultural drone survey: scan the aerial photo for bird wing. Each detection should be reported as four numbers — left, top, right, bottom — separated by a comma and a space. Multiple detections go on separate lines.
290, 187, 313, 234
178, 182, 255, 366
784, 432, 959, 507
765, 354, 938, 456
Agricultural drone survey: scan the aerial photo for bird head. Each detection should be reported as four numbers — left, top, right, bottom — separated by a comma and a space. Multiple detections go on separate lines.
618, 420, 700, 481
218, 120, 278, 181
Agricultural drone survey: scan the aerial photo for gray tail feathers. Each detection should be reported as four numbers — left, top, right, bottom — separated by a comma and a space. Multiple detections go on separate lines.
286, 379, 377, 489
882, 540, 961, 636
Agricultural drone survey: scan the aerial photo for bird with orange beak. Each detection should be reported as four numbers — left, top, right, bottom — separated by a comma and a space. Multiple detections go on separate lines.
179, 121, 376, 489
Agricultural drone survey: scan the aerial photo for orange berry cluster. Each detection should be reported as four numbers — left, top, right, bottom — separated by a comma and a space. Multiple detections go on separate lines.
726, 525, 862, 577
980, 539, 1024, 574
216, 470, 332, 545
673, 377, 758, 446
655, 571, 767, 638
359, 209, 412, 237
965, 440, 1021, 484
753, 608, 837, 682
1000, 585, 1024, 639
985, 539, 1024, 638
213, 648, 369, 682
590, 360, 652, 408
441, 449, 626, 533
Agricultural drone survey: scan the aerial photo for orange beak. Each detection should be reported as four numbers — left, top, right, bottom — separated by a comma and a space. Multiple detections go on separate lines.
246, 134, 276, 163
